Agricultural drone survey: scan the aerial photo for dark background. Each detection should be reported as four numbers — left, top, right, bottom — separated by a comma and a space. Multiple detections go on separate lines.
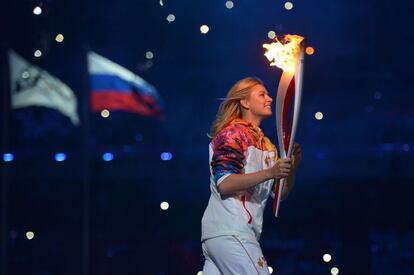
1, 0, 414, 274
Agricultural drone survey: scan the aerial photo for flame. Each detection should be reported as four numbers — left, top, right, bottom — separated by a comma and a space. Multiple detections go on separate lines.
263, 34, 304, 73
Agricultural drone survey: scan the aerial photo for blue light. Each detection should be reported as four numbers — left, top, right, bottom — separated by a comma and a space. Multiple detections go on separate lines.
160, 152, 172, 161
103, 152, 114, 161
3, 153, 14, 162
54, 153, 66, 162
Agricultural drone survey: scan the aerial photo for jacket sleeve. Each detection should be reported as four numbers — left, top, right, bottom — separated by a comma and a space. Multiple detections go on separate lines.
210, 128, 246, 185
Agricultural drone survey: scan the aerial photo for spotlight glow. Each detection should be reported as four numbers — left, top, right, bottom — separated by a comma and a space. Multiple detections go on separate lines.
103, 153, 114, 161
160, 201, 169, 210
159, 0, 164, 6
101, 109, 110, 118
145, 51, 154, 59
166, 14, 175, 22
331, 267, 339, 275
3, 153, 14, 162
268, 31, 276, 39
315, 112, 323, 120
34, 50, 42, 57
200, 25, 209, 34
55, 34, 64, 43
284, 2, 293, 10
55, 153, 66, 162
225, 1, 234, 9
196, 272, 203, 275
33, 6, 42, 15
323, 253, 332, 262
26, 231, 35, 240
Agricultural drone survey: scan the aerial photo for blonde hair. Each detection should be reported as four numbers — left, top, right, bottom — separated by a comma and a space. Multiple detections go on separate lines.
209, 77, 264, 138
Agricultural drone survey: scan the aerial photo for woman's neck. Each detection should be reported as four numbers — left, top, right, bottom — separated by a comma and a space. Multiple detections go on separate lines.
241, 114, 262, 128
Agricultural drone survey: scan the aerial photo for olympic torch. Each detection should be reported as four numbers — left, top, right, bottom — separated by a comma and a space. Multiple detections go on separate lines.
263, 34, 305, 217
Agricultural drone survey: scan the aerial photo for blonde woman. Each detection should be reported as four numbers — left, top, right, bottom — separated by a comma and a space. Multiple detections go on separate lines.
201, 77, 302, 274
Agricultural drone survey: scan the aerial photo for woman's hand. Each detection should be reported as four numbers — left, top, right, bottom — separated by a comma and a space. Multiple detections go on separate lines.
292, 143, 302, 169
267, 158, 292, 179
266, 143, 301, 180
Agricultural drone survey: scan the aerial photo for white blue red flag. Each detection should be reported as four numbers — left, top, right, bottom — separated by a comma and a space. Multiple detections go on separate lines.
87, 51, 163, 117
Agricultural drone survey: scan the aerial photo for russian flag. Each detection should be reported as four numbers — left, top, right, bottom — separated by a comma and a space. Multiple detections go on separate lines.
88, 51, 163, 117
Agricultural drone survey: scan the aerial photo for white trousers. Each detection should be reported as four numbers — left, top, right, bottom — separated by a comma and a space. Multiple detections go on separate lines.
202, 235, 270, 275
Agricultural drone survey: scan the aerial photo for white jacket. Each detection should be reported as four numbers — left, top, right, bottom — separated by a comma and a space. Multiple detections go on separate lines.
201, 119, 278, 242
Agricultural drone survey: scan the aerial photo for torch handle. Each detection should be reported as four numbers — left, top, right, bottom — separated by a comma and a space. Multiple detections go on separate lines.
273, 43, 305, 218
287, 44, 305, 157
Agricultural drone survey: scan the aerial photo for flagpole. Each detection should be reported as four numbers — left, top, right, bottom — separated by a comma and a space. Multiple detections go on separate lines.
81, 46, 91, 275
80, 1, 91, 274
1, 42, 10, 275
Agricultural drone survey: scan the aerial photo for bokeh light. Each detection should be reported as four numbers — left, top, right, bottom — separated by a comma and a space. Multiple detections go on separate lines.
33, 6, 42, 15
103, 153, 114, 161
160, 152, 172, 161
3, 153, 14, 162
268, 266, 274, 274
54, 153, 66, 162
55, 34, 64, 43
101, 109, 110, 118
225, 1, 234, 9
306, 46, 315, 55
323, 253, 332, 262
200, 25, 209, 34
315, 112, 324, 120
34, 50, 42, 57
331, 267, 339, 275
166, 14, 175, 22
160, 201, 169, 210
284, 2, 293, 10
146, 51, 154, 59
26, 231, 35, 240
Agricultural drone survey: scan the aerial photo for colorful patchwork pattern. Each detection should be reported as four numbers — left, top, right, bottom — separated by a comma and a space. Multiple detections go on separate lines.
211, 118, 276, 184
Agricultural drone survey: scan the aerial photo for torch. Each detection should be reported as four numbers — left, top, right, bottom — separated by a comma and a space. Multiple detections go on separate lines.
263, 34, 305, 217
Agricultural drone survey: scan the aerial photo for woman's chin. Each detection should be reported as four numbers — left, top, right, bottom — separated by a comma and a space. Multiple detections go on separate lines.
261, 112, 272, 118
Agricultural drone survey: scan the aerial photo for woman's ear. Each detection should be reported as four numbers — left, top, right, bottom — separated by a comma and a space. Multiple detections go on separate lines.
240, 99, 249, 109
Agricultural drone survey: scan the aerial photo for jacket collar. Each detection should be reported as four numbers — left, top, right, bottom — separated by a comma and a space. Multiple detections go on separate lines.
231, 118, 264, 140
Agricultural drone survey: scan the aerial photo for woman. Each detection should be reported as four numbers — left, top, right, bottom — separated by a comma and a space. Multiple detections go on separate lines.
201, 77, 302, 274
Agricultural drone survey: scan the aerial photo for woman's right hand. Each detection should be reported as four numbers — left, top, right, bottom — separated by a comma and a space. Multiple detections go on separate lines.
267, 158, 292, 179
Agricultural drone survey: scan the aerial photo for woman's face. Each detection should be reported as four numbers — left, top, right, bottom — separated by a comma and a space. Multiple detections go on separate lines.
243, 84, 273, 118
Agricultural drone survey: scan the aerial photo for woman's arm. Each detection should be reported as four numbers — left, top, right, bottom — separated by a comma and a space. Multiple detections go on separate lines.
218, 170, 272, 194
218, 158, 292, 195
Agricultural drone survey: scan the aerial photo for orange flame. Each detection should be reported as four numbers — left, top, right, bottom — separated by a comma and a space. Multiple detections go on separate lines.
263, 34, 304, 73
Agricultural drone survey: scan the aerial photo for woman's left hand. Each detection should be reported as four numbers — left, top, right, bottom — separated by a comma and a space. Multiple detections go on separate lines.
292, 143, 302, 169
